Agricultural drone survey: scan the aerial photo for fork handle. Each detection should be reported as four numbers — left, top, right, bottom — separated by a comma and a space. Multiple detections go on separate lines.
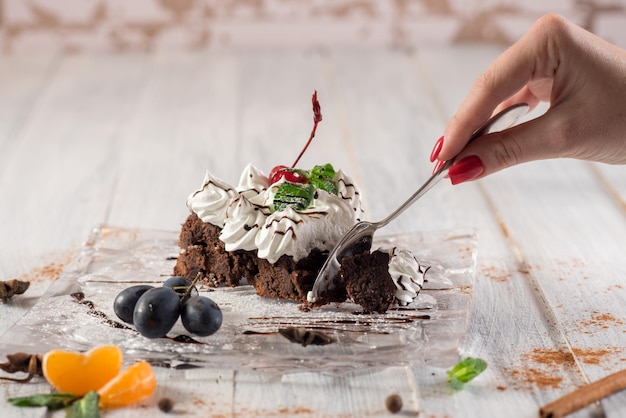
378, 161, 451, 227
378, 103, 529, 228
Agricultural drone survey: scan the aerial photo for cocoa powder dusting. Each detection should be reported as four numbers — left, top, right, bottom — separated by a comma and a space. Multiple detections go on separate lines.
13, 252, 75, 283
482, 265, 511, 282
579, 310, 624, 332
572, 347, 623, 365
508, 367, 563, 389
507, 346, 623, 390
236, 407, 317, 417
527, 348, 575, 367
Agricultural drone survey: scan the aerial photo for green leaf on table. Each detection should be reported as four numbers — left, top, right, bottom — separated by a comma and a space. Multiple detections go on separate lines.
447, 357, 487, 390
66, 390, 100, 418
8, 392, 77, 410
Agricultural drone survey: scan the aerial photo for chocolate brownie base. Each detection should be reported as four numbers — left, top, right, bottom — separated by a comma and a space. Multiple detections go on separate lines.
338, 250, 396, 314
252, 249, 328, 303
174, 213, 330, 303
174, 213, 257, 287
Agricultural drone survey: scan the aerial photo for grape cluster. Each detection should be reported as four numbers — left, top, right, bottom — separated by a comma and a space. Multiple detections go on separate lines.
113, 276, 222, 339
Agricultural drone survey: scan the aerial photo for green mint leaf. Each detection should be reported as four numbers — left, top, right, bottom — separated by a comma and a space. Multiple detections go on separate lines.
273, 182, 315, 211
447, 357, 487, 390
448, 373, 465, 390
8, 393, 77, 410
310, 163, 335, 179
308, 164, 338, 195
66, 390, 100, 418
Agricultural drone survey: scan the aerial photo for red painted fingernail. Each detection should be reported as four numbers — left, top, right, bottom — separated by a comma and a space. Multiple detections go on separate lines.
432, 159, 445, 174
448, 156, 484, 185
430, 136, 444, 162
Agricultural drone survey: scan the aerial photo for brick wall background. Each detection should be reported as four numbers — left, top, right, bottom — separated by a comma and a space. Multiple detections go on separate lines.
1, 0, 626, 53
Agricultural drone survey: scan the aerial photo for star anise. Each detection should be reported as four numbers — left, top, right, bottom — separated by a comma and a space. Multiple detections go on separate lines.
0, 279, 30, 304
0, 352, 43, 383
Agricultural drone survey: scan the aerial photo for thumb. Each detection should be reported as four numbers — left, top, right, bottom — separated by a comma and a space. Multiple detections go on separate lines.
448, 112, 559, 184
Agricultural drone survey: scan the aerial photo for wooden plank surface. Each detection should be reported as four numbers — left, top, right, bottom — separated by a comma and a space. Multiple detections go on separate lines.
0, 48, 625, 418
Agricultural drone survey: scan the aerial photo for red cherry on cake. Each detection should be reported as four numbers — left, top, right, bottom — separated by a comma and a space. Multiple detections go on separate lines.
281, 170, 307, 184
269, 165, 307, 185
269, 165, 288, 184
268, 91, 323, 186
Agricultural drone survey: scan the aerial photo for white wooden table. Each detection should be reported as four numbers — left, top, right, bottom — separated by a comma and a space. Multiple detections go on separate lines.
1, 47, 625, 418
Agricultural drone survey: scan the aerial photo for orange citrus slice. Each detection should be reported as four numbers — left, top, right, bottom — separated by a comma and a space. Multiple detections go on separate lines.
42, 345, 123, 396
97, 360, 156, 408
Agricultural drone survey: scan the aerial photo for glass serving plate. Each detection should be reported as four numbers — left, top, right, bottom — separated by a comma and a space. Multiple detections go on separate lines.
0, 225, 476, 374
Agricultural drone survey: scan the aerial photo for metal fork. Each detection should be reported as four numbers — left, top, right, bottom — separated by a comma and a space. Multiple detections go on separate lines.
307, 103, 530, 303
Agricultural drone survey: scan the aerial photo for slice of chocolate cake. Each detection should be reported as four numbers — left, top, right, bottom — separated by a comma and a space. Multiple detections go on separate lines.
174, 92, 425, 312
174, 163, 426, 312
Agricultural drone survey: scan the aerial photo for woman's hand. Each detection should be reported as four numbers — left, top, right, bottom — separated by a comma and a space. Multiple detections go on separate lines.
431, 13, 626, 184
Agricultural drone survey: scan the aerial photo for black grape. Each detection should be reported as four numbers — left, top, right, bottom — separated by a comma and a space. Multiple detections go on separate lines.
133, 287, 181, 338
181, 296, 223, 337
162, 276, 198, 300
113, 285, 154, 324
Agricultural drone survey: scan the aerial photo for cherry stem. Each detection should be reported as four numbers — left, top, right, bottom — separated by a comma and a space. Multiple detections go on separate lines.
291, 90, 322, 169
181, 272, 202, 300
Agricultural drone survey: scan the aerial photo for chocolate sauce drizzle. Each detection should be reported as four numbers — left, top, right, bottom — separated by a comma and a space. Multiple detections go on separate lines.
70, 292, 204, 344
71, 292, 134, 331
192, 178, 235, 199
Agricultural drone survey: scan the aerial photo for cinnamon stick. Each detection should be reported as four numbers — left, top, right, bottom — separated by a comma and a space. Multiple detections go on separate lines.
540, 368, 626, 418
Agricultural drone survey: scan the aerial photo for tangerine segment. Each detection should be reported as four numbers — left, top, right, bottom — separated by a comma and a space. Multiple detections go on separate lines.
97, 360, 156, 408
42, 345, 123, 396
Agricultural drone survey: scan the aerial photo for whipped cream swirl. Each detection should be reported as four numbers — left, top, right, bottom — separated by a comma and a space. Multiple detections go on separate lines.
187, 171, 237, 228
382, 247, 426, 306
186, 164, 363, 263
236, 163, 269, 200
256, 189, 356, 263
221, 195, 266, 251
